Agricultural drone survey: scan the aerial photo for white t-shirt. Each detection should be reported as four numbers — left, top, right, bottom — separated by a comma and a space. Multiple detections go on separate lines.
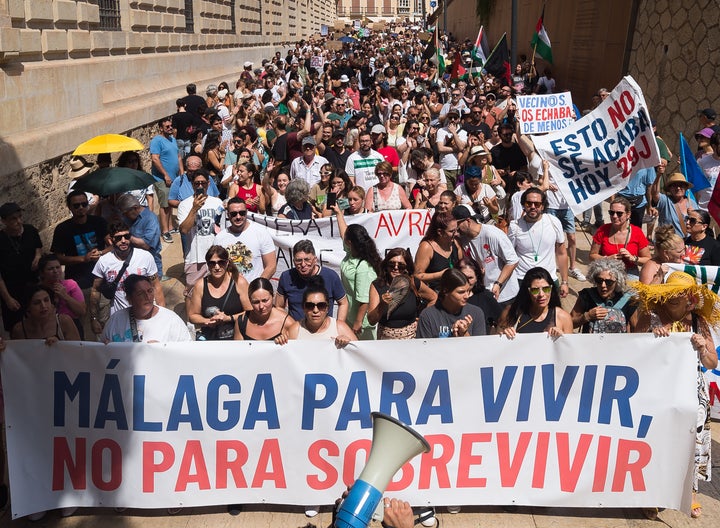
102, 306, 192, 343
345, 150, 384, 191
454, 184, 497, 221
436, 127, 468, 171
508, 214, 565, 281
92, 248, 158, 313
214, 222, 276, 282
464, 223, 520, 303
177, 196, 224, 266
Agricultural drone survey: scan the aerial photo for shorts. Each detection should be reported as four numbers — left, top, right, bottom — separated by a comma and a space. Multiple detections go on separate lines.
154, 180, 170, 208
545, 208, 576, 234
184, 262, 208, 289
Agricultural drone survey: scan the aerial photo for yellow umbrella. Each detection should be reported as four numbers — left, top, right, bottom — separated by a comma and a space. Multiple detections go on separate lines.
72, 134, 145, 155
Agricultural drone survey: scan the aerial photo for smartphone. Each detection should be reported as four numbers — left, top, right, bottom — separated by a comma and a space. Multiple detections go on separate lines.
195, 188, 204, 197
337, 197, 350, 210
326, 192, 337, 208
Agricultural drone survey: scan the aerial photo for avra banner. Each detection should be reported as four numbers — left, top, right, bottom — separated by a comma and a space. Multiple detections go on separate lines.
2, 334, 696, 518
517, 92, 574, 135
532, 76, 660, 215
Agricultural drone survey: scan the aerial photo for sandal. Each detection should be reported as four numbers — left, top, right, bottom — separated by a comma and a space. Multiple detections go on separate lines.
642, 507, 658, 520
691, 502, 702, 519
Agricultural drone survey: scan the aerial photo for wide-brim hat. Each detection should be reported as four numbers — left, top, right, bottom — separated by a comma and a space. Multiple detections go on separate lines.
664, 172, 693, 190
467, 145, 489, 163
68, 156, 93, 179
630, 271, 720, 327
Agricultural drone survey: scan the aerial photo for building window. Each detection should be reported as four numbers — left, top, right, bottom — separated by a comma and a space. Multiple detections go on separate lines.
94, 0, 121, 31
184, 0, 194, 33
398, 0, 410, 13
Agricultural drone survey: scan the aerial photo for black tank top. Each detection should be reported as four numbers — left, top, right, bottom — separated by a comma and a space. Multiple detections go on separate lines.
237, 312, 290, 341
426, 243, 460, 291
515, 307, 556, 334
199, 277, 243, 340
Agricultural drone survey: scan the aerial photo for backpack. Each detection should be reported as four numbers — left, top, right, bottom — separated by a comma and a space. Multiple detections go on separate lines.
587, 290, 631, 334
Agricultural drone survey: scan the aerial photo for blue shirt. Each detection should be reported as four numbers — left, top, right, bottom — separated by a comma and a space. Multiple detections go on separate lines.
168, 173, 220, 202
126, 207, 163, 273
618, 168, 656, 208
277, 267, 346, 321
149, 134, 181, 182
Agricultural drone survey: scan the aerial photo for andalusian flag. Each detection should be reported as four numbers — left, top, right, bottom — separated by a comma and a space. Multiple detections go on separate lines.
531, 7, 553, 64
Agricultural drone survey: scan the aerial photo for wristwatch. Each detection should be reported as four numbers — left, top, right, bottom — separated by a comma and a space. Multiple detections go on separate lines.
493, 280, 504, 288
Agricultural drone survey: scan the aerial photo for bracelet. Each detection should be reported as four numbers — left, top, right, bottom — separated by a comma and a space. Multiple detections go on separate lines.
493, 280, 503, 288
561, 280, 568, 285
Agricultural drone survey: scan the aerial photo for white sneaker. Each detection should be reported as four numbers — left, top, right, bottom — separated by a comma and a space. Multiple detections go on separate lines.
305, 506, 320, 517
414, 507, 436, 527
447, 506, 462, 513
568, 268, 587, 282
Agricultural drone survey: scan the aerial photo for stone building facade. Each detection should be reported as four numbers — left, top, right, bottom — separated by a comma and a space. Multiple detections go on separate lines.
0, 0, 335, 238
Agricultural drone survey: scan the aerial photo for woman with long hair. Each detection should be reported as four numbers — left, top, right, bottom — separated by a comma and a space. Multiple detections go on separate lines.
416, 268, 487, 338
684, 209, 720, 265
639, 224, 686, 284
201, 130, 225, 193
11, 285, 80, 343
414, 211, 463, 291
186, 245, 250, 340
457, 258, 501, 333
630, 272, 719, 519
589, 197, 651, 280
322, 171, 353, 216
365, 161, 412, 212
37, 254, 86, 338
310, 163, 334, 214
229, 161, 265, 213
499, 267, 573, 338
336, 209, 382, 339
234, 278, 295, 343
368, 248, 437, 339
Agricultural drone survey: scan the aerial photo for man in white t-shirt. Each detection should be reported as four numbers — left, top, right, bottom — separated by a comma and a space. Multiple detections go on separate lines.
436, 110, 467, 189
345, 131, 384, 190
90, 222, 164, 336
102, 274, 192, 343
453, 205, 519, 304
178, 171, 224, 289
214, 197, 277, 282
508, 188, 569, 297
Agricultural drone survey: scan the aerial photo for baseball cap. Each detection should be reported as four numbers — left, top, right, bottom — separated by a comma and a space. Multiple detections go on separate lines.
0, 202, 22, 218
371, 124, 386, 135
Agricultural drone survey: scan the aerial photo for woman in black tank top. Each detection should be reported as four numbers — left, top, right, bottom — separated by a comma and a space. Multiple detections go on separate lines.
187, 245, 251, 340
500, 267, 573, 338
234, 278, 295, 344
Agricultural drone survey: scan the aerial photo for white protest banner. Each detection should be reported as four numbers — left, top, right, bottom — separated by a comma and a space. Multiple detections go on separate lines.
2, 335, 696, 518
248, 210, 433, 277
320, 25, 328, 36
532, 76, 660, 215
517, 92, 574, 135
668, 263, 720, 419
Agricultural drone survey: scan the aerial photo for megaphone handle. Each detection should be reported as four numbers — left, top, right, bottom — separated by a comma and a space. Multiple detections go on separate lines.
372, 500, 385, 523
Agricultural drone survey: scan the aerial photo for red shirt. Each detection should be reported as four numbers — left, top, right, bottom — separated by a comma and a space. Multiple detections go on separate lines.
592, 223, 649, 269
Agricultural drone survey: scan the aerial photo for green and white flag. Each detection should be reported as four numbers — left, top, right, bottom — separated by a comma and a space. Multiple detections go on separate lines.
531, 7, 553, 64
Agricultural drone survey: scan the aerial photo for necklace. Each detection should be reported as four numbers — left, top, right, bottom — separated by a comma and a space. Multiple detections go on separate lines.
516, 307, 549, 331
612, 226, 630, 254
524, 216, 544, 262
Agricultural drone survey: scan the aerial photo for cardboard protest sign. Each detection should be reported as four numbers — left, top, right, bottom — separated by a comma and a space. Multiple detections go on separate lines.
517, 92, 574, 135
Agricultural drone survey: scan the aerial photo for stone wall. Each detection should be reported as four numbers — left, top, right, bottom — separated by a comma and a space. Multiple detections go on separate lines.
626, 0, 720, 161
0, 0, 336, 239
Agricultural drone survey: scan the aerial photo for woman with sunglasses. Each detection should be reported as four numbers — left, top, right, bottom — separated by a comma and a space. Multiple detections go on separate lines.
639, 224, 687, 285
684, 209, 720, 265
500, 267, 573, 338
321, 171, 353, 216
187, 245, 250, 340
310, 163, 334, 215
417, 268, 487, 338
365, 161, 412, 212
589, 197, 650, 280
234, 278, 295, 344
570, 258, 634, 333
286, 282, 356, 348
414, 211, 463, 292
368, 248, 437, 339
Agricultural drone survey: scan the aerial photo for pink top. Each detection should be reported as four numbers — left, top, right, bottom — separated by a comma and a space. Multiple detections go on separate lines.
56, 279, 84, 318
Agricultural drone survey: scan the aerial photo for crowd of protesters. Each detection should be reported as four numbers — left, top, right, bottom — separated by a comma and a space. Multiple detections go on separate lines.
0, 20, 718, 522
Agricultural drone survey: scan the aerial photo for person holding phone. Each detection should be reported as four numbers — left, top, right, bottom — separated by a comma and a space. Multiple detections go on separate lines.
322, 171, 353, 216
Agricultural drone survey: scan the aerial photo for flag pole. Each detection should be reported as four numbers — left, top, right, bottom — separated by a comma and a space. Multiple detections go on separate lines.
530, 1, 546, 77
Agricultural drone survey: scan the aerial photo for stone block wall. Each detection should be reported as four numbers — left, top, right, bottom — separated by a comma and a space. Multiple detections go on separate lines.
626, 0, 720, 160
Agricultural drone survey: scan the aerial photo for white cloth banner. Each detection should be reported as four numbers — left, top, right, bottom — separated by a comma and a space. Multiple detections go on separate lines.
248, 210, 433, 278
2, 334, 696, 518
667, 263, 720, 419
517, 92, 574, 135
532, 76, 660, 215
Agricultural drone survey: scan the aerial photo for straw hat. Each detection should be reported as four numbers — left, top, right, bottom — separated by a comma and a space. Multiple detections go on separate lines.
630, 271, 720, 327
664, 172, 692, 191
68, 156, 92, 179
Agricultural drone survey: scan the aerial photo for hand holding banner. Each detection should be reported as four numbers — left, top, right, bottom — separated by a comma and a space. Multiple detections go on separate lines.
532, 76, 660, 215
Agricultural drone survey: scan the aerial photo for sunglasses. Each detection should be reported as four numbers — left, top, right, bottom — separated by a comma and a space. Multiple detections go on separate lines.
684, 216, 701, 225
207, 259, 228, 268
304, 301, 328, 311
194, 180, 209, 186
72, 202, 89, 209
376, 171, 390, 177
388, 262, 407, 271
112, 233, 131, 242
596, 278, 616, 287
528, 286, 552, 296
524, 201, 543, 208
229, 210, 247, 217
608, 210, 625, 217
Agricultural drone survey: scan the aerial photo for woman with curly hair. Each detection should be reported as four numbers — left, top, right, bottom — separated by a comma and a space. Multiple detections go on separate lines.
414, 211, 463, 292
278, 178, 314, 219
335, 208, 382, 339
368, 248, 437, 339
